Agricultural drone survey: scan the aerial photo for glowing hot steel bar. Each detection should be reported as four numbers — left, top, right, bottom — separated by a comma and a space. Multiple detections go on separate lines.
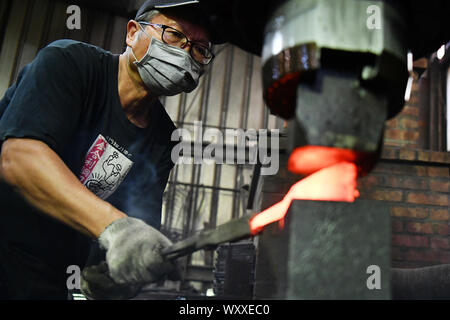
249, 161, 359, 234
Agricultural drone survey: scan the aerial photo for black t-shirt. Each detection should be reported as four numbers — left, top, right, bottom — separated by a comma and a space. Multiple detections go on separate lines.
0, 40, 176, 271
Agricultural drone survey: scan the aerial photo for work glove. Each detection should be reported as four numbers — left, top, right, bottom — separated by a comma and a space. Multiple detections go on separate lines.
80, 261, 142, 300
98, 217, 180, 286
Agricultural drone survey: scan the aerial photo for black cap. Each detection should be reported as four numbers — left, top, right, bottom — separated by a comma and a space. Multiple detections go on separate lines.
135, 0, 225, 44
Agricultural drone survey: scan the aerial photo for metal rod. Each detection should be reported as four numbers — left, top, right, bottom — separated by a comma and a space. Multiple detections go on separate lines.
209, 46, 234, 230
172, 121, 285, 135
167, 181, 241, 193
232, 52, 254, 219
197, 58, 214, 283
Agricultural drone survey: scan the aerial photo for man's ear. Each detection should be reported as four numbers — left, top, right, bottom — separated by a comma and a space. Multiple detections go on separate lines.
126, 20, 141, 48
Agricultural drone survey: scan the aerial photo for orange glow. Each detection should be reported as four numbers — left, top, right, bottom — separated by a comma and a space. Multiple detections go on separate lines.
288, 146, 360, 175
249, 161, 359, 234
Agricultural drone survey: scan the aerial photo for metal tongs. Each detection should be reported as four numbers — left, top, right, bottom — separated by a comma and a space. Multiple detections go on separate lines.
161, 214, 255, 260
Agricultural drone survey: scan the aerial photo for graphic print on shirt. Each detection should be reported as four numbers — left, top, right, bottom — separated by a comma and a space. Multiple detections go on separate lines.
79, 134, 133, 199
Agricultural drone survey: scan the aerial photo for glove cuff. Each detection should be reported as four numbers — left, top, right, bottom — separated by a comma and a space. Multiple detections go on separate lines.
98, 217, 147, 250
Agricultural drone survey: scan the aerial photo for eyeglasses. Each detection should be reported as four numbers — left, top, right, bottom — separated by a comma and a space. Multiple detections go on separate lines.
138, 22, 214, 65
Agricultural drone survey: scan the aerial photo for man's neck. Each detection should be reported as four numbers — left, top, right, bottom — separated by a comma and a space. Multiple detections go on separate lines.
118, 53, 157, 128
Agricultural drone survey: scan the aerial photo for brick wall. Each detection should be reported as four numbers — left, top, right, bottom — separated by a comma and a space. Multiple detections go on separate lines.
358, 147, 449, 268
358, 60, 450, 268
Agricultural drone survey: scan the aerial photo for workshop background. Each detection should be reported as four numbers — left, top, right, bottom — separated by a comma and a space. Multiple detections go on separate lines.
0, 0, 448, 295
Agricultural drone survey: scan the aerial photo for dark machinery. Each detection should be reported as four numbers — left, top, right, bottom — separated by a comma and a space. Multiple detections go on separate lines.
159, 0, 450, 300
135, 0, 450, 300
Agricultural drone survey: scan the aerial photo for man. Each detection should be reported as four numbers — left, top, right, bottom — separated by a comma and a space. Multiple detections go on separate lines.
0, 0, 220, 299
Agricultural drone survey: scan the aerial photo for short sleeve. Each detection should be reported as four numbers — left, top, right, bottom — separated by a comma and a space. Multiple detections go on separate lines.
0, 42, 85, 153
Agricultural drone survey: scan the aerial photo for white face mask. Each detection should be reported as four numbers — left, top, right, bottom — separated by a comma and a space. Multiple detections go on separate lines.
130, 33, 203, 96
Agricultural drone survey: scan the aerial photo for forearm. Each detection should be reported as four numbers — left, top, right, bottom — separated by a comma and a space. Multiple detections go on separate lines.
0, 138, 126, 238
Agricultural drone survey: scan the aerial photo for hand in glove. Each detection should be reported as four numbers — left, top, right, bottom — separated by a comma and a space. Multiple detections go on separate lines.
98, 217, 180, 286
80, 261, 142, 300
